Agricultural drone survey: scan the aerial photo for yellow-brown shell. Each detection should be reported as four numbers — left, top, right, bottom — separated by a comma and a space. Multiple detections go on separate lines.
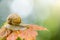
7, 13, 21, 25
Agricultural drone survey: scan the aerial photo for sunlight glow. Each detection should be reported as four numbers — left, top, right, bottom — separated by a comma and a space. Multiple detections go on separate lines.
10, 0, 34, 18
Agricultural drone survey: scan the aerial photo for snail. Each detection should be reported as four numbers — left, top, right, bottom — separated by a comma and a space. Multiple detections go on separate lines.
0, 13, 29, 40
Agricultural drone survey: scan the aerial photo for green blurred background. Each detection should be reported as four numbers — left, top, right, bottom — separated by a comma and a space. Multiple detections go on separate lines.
0, 0, 60, 40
